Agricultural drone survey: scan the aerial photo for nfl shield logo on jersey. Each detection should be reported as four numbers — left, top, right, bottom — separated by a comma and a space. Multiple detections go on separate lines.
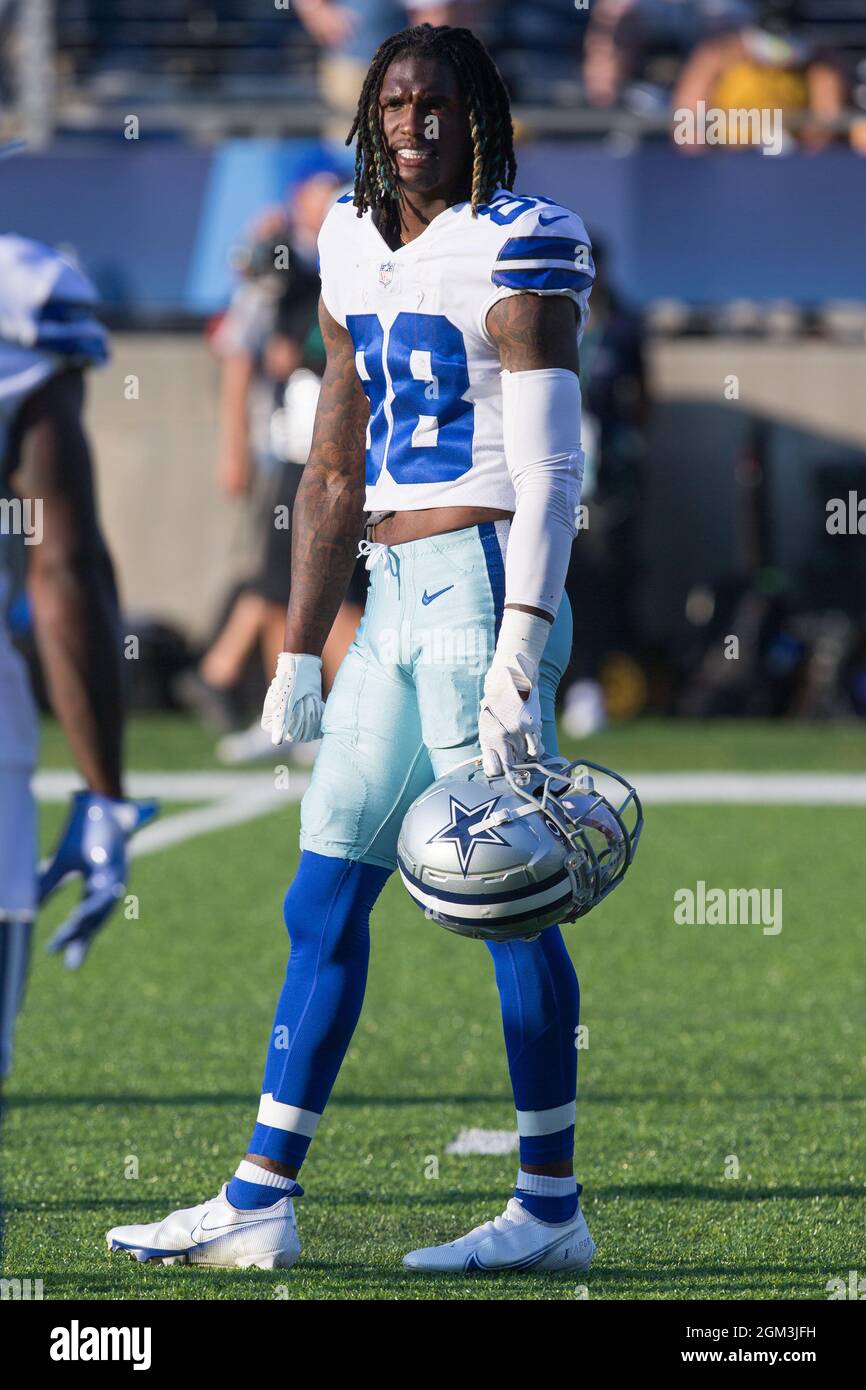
378, 261, 395, 288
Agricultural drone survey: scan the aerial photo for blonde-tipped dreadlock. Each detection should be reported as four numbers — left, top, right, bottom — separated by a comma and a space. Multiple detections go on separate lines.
346, 24, 516, 247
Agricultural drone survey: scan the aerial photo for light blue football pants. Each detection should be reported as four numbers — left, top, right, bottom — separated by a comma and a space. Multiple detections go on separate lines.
250, 523, 582, 1175
301, 520, 572, 863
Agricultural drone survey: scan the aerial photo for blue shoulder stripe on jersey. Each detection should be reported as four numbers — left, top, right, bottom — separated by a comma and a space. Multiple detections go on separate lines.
33, 300, 109, 363
32, 329, 109, 363
495, 236, 587, 263
492, 267, 594, 294
38, 300, 98, 325
337, 191, 354, 203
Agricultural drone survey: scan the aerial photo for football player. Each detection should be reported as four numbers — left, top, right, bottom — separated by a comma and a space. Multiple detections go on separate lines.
0, 236, 155, 1080
108, 24, 595, 1274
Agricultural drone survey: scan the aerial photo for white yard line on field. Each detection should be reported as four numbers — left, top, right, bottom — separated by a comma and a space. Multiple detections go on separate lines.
634, 773, 866, 805
34, 770, 311, 858
446, 1128, 520, 1156
34, 770, 866, 807
31, 769, 866, 861
127, 789, 297, 859
33, 771, 305, 801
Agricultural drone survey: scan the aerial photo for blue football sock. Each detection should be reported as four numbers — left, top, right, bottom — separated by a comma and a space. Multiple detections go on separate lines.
514, 1169, 579, 1224
245, 851, 391, 1175
487, 925, 582, 1171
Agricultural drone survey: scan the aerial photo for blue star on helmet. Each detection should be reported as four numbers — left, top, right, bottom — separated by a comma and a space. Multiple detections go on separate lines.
427, 794, 509, 876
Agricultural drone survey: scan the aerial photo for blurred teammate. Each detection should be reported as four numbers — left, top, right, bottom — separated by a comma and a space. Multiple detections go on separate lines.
108, 24, 594, 1275
0, 236, 155, 1080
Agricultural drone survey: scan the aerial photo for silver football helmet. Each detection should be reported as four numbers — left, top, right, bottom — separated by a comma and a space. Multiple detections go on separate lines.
397, 756, 644, 943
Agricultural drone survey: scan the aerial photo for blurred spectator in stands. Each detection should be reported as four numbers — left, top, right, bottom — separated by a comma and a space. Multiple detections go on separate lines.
583, 0, 753, 109
296, 1, 480, 139
215, 176, 371, 767
673, 0, 849, 150
562, 235, 649, 737
177, 170, 343, 741
489, 0, 587, 107
0, 0, 17, 115
211, 207, 293, 504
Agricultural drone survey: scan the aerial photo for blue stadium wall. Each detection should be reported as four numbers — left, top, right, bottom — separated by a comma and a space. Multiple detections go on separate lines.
3, 140, 863, 313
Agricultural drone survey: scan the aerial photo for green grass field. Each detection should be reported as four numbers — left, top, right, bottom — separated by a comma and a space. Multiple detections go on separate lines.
2, 718, 864, 1300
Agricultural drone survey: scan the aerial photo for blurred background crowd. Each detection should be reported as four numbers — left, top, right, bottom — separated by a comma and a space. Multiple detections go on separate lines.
4, 1, 866, 144
2, 0, 866, 760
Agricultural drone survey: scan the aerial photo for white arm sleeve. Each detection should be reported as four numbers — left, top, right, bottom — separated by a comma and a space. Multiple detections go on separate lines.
500, 365, 583, 620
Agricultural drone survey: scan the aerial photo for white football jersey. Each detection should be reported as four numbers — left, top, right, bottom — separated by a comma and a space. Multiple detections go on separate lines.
0, 235, 108, 468
317, 189, 594, 513
0, 236, 107, 771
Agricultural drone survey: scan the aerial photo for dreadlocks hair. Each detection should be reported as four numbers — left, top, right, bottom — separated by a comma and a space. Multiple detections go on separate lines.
346, 24, 516, 247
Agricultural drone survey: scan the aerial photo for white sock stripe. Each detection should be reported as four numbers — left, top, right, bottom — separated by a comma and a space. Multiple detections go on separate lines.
234, 1160, 295, 1190
515, 1101, 576, 1137
516, 1169, 577, 1196
257, 1093, 321, 1138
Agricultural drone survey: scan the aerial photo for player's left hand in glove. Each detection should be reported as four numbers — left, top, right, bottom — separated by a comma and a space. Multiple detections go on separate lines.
479, 652, 544, 778
261, 652, 324, 745
39, 792, 159, 970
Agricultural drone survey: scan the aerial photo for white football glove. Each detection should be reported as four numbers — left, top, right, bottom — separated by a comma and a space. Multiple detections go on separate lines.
261, 652, 324, 746
479, 652, 544, 778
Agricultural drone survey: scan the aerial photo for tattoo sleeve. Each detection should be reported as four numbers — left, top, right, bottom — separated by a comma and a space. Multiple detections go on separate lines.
282, 299, 369, 655
486, 292, 580, 375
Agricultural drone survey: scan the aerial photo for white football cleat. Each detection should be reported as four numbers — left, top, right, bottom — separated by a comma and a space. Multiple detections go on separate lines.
106, 1185, 300, 1270
403, 1197, 595, 1273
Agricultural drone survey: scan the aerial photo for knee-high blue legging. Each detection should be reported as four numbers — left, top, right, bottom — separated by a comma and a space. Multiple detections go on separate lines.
248, 850, 580, 1171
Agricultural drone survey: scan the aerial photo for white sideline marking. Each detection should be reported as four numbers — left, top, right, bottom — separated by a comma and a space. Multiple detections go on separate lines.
129, 790, 291, 859
34, 770, 310, 858
635, 773, 866, 805
34, 769, 866, 807
446, 1128, 519, 1156
31, 769, 866, 863
33, 771, 306, 801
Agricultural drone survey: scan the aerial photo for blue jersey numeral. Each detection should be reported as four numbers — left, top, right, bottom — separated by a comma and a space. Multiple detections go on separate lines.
346, 313, 388, 485
347, 311, 474, 486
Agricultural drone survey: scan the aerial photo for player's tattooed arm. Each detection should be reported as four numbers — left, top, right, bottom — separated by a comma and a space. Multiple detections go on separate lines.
486, 291, 580, 376
283, 299, 369, 655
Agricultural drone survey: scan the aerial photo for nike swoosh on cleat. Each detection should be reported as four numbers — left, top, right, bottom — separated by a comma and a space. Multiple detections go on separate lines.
191, 1214, 282, 1242
538, 212, 568, 226
463, 1233, 573, 1272
421, 585, 454, 606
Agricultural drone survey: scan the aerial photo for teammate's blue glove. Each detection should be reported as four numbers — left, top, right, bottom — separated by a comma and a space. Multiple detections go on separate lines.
39, 791, 159, 970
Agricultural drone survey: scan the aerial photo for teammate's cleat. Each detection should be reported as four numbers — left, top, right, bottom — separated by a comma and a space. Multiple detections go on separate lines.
403, 1197, 595, 1273
106, 1185, 300, 1269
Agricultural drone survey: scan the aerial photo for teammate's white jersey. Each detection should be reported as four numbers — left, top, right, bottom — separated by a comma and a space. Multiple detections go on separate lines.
0, 236, 108, 774
317, 189, 594, 514
0, 235, 108, 466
